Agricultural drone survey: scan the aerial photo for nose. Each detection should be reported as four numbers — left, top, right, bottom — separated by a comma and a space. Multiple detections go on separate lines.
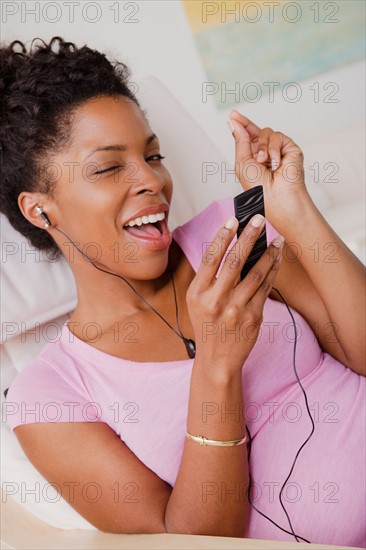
129, 160, 165, 195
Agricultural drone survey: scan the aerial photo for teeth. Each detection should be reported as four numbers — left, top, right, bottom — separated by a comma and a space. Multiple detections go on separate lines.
125, 211, 166, 227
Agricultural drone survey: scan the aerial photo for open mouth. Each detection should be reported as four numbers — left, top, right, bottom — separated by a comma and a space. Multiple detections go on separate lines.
123, 219, 165, 239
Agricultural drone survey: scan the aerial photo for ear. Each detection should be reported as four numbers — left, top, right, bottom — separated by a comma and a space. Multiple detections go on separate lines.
17, 192, 54, 230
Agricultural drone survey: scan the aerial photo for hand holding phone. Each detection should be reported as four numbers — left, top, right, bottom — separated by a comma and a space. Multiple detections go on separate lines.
234, 186, 267, 281
187, 186, 281, 372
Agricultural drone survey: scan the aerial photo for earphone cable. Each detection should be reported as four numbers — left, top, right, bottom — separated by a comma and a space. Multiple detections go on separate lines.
273, 287, 315, 541
245, 424, 311, 543
46, 219, 315, 542
52, 225, 186, 342
245, 286, 315, 544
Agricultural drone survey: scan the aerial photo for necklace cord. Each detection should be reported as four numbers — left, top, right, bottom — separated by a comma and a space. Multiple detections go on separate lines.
168, 249, 186, 339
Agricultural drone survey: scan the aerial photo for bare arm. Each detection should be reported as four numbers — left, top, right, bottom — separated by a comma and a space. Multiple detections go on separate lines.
14, 421, 170, 534
165, 366, 247, 537
14, 367, 247, 537
228, 110, 366, 377
269, 193, 366, 376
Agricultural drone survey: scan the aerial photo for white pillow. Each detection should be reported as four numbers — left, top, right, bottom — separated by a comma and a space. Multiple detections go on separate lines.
301, 124, 365, 263
302, 124, 365, 209
0, 214, 77, 343
134, 75, 242, 223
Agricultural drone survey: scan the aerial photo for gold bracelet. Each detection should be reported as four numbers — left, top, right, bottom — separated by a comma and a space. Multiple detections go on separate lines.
186, 431, 247, 447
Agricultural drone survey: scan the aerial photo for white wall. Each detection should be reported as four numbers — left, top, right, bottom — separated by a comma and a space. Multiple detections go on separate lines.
2, 0, 364, 161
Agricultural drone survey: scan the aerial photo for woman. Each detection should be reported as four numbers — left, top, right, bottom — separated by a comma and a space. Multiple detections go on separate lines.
1, 37, 365, 546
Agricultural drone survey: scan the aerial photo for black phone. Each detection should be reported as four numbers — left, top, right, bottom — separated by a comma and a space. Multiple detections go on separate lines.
233, 186, 267, 281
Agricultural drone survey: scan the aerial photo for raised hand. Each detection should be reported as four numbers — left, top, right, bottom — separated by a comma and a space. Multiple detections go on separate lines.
228, 110, 310, 228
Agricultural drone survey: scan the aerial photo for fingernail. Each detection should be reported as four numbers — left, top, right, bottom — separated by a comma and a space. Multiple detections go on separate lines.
257, 151, 265, 161
227, 120, 235, 134
224, 216, 237, 229
274, 252, 282, 263
272, 235, 285, 247
271, 159, 277, 171
251, 214, 265, 227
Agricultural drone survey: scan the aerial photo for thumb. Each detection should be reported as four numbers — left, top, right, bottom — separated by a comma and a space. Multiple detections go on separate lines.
228, 118, 253, 165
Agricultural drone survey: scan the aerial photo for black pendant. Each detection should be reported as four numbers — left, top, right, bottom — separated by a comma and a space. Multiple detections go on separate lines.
183, 338, 196, 359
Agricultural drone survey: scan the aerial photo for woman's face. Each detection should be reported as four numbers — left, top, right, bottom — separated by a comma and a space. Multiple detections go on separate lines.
46, 95, 174, 280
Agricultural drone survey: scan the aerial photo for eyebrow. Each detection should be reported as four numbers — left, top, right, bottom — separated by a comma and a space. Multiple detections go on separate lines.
83, 133, 159, 161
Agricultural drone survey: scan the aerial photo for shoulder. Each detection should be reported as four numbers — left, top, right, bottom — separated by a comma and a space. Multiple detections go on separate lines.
4, 344, 101, 432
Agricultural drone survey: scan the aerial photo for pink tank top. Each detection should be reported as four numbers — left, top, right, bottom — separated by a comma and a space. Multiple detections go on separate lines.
5, 197, 366, 547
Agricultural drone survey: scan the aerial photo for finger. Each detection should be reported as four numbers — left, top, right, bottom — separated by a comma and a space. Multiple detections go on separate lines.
229, 110, 262, 140
236, 235, 284, 302
194, 216, 239, 290
228, 118, 253, 165
267, 132, 284, 171
248, 238, 284, 309
255, 131, 293, 172
228, 114, 273, 186
214, 213, 266, 293
254, 128, 273, 163
254, 131, 284, 171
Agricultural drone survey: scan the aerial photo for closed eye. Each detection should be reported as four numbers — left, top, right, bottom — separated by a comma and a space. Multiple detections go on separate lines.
94, 166, 122, 175
94, 155, 165, 175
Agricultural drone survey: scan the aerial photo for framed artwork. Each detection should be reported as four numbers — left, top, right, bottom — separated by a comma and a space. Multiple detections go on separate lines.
182, 1, 365, 109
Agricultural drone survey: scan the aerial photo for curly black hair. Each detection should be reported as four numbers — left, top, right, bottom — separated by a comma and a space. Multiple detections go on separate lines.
0, 36, 140, 259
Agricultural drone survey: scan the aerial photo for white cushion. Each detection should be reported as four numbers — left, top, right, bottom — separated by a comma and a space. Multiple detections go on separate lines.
302, 124, 365, 209
323, 201, 366, 264
134, 75, 242, 223
301, 124, 365, 262
0, 215, 77, 343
